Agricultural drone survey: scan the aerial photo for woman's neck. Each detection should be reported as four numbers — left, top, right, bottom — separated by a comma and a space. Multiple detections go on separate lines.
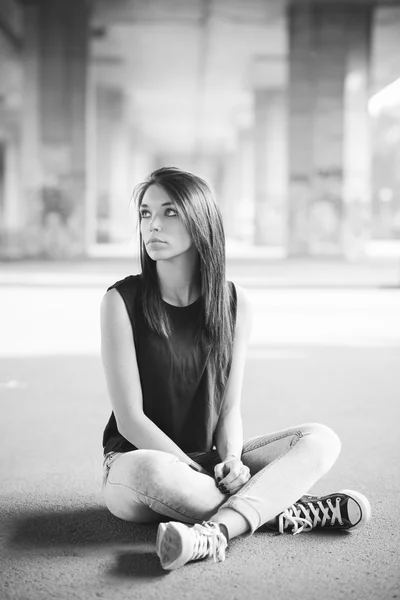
156, 253, 201, 307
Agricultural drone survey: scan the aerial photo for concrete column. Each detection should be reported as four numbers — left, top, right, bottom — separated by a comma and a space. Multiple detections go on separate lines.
95, 86, 132, 244
343, 8, 372, 260
288, 3, 372, 257
21, 1, 41, 253
219, 149, 241, 241
218, 129, 255, 244
85, 59, 97, 250
236, 128, 255, 244
0, 12, 23, 257
95, 86, 112, 243
109, 134, 131, 243
0, 117, 22, 258
3, 139, 20, 232
253, 88, 287, 246
21, 0, 89, 257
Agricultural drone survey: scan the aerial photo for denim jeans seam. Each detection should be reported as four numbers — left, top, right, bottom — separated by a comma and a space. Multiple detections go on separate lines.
242, 431, 303, 455
106, 479, 206, 522
237, 431, 303, 496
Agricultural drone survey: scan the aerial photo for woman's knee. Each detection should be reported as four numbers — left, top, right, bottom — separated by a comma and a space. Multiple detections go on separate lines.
107, 449, 178, 492
104, 449, 220, 523
298, 422, 341, 473
104, 449, 175, 522
104, 486, 161, 523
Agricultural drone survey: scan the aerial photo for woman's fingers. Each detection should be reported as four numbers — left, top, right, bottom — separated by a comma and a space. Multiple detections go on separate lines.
220, 479, 247, 495
214, 460, 251, 495
222, 464, 250, 487
217, 459, 243, 484
218, 465, 251, 494
214, 462, 226, 482
221, 466, 242, 485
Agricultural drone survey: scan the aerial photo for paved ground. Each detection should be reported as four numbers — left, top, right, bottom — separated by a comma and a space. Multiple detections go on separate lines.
0, 258, 399, 600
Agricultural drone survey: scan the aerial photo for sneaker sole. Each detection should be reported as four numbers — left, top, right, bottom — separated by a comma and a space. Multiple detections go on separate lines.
158, 523, 193, 571
156, 523, 167, 558
339, 489, 372, 529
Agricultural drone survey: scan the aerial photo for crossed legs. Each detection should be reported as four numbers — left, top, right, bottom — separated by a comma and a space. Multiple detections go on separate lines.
103, 422, 341, 538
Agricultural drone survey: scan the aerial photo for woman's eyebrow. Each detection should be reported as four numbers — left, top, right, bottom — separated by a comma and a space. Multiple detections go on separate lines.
140, 202, 173, 208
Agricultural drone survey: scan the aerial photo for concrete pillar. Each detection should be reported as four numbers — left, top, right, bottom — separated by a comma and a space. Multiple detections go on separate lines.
253, 88, 287, 246
236, 128, 255, 244
3, 139, 20, 233
21, 0, 89, 257
20, 1, 41, 252
0, 12, 23, 257
95, 86, 112, 243
288, 3, 372, 257
85, 59, 97, 250
218, 128, 255, 244
95, 86, 132, 244
220, 149, 241, 241
109, 118, 131, 243
0, 118, 22, 258
343, 8, 373, 260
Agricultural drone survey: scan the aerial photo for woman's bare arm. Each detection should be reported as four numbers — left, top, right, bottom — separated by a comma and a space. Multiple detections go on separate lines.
100, 288, 209, 473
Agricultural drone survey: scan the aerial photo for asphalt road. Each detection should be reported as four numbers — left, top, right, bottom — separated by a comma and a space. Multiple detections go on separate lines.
0, 260, 399, 600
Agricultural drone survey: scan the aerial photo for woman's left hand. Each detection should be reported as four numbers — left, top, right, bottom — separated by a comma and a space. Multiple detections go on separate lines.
214, 457, 251, 495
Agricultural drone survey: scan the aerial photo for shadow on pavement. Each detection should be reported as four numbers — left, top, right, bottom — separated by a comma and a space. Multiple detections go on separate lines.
256, 524, 351, 538
7, 506, 353, 551
107, 551, 168, 578
7, 507, 159, 548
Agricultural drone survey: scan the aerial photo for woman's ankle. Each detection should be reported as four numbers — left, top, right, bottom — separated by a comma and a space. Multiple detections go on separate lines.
217, 522, 230, 543
212, 507, 250, 539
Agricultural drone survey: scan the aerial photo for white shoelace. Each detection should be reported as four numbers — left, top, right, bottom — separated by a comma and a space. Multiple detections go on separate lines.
278, 496, 344, 535
190, 522, 227, 563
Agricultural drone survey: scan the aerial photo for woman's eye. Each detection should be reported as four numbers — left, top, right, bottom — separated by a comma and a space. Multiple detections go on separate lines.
139, 208, 177, 218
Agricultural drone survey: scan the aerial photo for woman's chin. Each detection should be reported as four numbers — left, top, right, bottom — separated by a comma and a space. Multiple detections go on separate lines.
147, 249, 172, 261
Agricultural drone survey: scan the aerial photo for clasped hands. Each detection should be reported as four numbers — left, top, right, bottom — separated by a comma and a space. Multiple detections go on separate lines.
214, 456, 251, 495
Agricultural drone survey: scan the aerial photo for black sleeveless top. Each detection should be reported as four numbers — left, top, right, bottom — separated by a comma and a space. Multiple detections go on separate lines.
102, 274, 237, 455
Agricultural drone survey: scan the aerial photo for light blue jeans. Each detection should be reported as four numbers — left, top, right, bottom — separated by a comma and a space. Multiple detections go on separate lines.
102, 422, 341, 534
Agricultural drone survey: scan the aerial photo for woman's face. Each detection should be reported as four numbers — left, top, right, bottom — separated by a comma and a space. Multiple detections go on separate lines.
140, 185, 193, 261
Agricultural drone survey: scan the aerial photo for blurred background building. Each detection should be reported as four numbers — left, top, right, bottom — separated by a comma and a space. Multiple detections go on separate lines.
0, 0, 399, 260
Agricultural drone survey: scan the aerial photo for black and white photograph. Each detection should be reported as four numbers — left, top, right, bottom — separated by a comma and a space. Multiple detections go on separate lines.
0, 1, 399, 599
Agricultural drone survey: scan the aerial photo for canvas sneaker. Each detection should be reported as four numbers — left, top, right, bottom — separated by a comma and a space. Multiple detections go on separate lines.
156, 521, 228, 570
277, 489, 372, 535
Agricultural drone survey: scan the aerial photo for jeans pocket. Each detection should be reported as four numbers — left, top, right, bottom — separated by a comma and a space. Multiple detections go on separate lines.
102, 451, 122, 487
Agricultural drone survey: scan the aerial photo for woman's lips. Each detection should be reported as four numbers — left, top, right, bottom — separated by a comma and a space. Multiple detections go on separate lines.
147, 239, 166, 245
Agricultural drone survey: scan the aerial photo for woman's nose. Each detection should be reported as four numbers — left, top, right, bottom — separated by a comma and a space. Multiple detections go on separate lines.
149, 215, 162, 231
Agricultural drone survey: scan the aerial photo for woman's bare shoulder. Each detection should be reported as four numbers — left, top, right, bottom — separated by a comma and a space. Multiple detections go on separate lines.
230, 281, 253, 331
230, 282, 252, 311
101, 274, 141, 322
100, 288, 133, 336
101, 287, 123, 315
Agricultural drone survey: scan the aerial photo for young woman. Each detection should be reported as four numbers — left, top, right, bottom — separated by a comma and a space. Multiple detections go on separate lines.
100, 167, 371, 571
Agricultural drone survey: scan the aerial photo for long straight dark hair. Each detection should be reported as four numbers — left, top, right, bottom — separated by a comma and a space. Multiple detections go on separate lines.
133, 166, 236, 385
